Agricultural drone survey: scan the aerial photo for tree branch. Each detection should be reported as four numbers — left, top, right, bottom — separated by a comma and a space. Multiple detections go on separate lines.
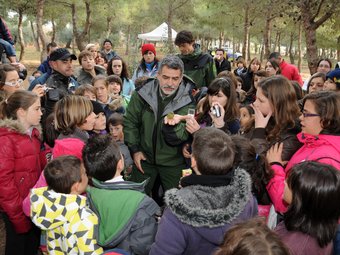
172, 0, 191, 12
311, 0, 324, 21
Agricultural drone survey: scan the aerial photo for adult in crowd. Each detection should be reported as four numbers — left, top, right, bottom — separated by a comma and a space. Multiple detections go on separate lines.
175, 30, 215, 89
241, 57, 261, 92
214, 48, 231, 74
305, 72, 325, 94
0, 16, 17, 65
101, 39, 117, 62
269, 52, 303, 85
44, 48, 79, 119
132, 43, 159, 82
124, 55, 196, 195
37, 42, 58, 75
107, 55, 135, 96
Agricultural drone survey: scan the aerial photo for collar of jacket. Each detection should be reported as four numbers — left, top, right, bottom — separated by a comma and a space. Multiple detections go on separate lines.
179, 43, 202, 60
57, 127, 89, 142
91, 177, 149, 193
138, 76, 195, 120
180, 169, 234, 188
164, 167, 252, 228
0, 118, 42, 138
50, 70, 71, 84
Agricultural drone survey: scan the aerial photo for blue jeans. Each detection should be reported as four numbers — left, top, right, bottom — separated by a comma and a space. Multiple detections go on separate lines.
334, 224, 340, 255
0, 38, 16, 57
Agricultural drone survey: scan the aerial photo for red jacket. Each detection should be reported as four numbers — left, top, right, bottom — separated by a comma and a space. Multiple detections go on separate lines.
280, 60, 303, 86
0, 119, 44, 233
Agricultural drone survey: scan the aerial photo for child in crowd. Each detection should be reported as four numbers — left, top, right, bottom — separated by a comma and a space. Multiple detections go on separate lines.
0, 90, 45, 255
75, 84, 97, 100
30, 156, 103, 255
88, 100, 107, 136
106, 74, 130, 105
107, 112, 133, 173
215, 218, 290, 255
324, 69, 340, 91
275, 161, 340, 255
233, 58, 247, 77
93, 75, 125, 118
150, 128, 258, 255
76, 50, 106, 85
244, 70, 269, 104
239, 105, 254, 136
306, 72, 325, 94
82, 135, 160, 254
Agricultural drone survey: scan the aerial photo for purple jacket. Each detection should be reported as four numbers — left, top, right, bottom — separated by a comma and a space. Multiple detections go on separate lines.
275, 222, 332, 255
150, 168, 258, 255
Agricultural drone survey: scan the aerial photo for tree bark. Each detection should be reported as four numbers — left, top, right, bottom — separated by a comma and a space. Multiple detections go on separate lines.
71, 0, 91, 51
337, 36, 340, 61
297, 21, 302, 73
167, 8, 174, 53
106, 16, 113, 39
242, 4, 250, 62
289, 31, 294, 64
125, 25, 130, 56
17, 9, 25, 61
263, 17, 272, 59
51, 17, 56, 43
30, 20, 40, 51
36, 0, 47, 62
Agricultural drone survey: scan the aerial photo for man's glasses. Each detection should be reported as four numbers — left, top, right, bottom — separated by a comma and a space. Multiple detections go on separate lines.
4, 79, 23, 87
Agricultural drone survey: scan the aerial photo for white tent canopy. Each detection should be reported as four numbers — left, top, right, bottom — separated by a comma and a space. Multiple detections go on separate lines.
137, 22, 177, 41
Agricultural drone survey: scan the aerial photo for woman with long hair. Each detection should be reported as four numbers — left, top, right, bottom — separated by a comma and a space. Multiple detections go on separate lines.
107, 55, 135, 96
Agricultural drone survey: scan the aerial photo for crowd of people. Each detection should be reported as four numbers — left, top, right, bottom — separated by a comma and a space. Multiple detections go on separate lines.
0, 24, 340, 255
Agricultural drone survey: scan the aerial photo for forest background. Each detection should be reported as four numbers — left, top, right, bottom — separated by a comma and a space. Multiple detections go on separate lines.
1, 0, 339, 78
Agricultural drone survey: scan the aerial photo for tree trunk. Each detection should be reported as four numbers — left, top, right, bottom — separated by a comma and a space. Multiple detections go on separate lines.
289, 31, 294, 64
219, 31, 224, 49
106, 16, 113, 38
247, 36, 251, 61
167, 9, 174, 53
30, 20, 40, 51
17, 9, 25, 61
66, 38, 72, 48
263, 17, 272, 59
36, 0, 47, 62
51, 17, 56, 42
242, 4, 250, 62
71, 1, 91, 51
260, 41, 264, 63
277, 31, 281, 53
337, 36, 340, 61
297, 21, 302, 73
125, 25, 130, 56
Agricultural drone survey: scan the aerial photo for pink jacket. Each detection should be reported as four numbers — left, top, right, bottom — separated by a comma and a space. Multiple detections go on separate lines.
22, 138, 85, 216
280, 61, 303, 86
267, 133, 340, 213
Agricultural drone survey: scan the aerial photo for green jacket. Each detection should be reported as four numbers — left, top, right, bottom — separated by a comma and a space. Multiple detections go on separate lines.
178, 44, 216, 88
124, 76, 196, 167
86, 179, 160, 255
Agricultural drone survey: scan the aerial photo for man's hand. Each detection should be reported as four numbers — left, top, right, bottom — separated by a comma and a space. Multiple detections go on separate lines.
164, 114, 187, 126
133, 151, 146, 174
32, 84, 45, 97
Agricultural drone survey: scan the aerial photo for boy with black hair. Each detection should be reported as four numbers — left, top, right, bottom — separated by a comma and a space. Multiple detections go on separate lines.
175, 30, 215, 89
30, 156, 103, 255
82, 135, 160, 255
150, 128, 258, 255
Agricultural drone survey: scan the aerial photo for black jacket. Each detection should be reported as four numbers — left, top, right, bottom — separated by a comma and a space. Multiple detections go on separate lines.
215, 58, 231, 74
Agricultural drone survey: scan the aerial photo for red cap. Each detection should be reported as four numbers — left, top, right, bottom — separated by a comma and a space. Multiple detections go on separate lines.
141, 44, 156, 56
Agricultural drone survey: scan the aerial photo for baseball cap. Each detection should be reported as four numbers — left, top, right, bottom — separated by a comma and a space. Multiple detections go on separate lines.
49, 48, 77, 61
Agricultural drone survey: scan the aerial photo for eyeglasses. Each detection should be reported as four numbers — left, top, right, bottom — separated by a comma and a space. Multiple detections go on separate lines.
301, 112, 320, 118
4, 79, 23, 87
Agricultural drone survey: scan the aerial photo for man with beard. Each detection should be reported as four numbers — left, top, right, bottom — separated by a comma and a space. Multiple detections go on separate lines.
124, 55, 196, 195
44, 48, 79, 118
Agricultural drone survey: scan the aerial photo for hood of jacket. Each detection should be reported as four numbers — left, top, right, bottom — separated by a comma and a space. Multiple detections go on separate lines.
0, 118, 42, 139
137, 75, 195, 121
165, 168, 252, 228
179, 43, 202, 61
30, 187, 87, 230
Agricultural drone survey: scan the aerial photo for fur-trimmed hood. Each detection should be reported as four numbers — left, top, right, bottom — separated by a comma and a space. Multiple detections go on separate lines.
0, 118, 42, 139
165, 168, 253, 228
